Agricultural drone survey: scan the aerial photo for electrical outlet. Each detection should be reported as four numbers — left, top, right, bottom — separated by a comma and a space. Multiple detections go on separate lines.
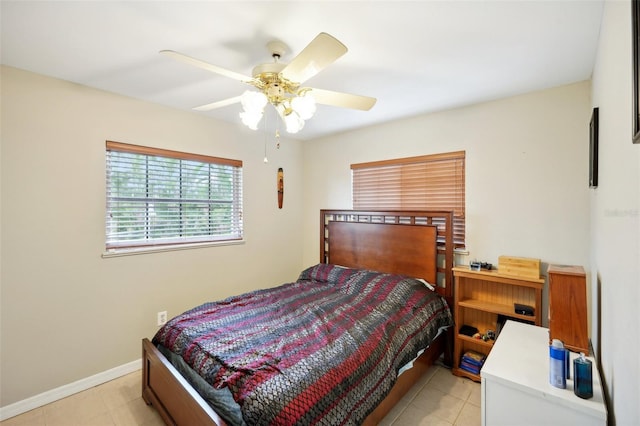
157, 311, 168, 326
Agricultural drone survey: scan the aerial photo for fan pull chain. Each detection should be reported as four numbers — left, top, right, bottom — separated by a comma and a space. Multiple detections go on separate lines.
263, 106, 269, 163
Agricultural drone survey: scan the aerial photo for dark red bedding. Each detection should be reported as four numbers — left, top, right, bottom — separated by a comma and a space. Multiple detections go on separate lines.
153, 264, 453, 425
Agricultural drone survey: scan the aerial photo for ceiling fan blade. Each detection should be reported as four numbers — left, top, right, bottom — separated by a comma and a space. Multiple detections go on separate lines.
193, 95, 242, 111
160, 50, 253, 83
280, 33, 347, 84
308, 88, 377, 111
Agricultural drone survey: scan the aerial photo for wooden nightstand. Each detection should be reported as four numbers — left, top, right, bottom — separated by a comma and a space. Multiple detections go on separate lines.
452, 266, 544, 382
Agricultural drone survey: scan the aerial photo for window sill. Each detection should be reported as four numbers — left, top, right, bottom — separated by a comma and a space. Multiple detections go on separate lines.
102, 239, 245, 258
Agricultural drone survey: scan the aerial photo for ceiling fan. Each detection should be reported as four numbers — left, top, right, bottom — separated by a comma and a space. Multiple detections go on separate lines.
161, 32, 377, 134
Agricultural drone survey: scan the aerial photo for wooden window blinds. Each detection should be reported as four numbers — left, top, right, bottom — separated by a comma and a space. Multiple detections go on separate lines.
351, 151, 465, 247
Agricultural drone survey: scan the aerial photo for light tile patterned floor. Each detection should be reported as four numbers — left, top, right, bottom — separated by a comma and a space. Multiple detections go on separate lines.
1, 364, 480, 426
380, 364, 481, 426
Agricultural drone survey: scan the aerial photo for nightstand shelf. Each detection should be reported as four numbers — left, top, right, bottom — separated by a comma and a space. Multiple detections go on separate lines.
452, 266, 544, 382
458, 299, 538, 322
457, 334, 494, 348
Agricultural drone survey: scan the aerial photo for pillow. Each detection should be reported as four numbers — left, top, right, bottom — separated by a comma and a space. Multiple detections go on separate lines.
297, 263, 358, 285
416, 278, 436, 291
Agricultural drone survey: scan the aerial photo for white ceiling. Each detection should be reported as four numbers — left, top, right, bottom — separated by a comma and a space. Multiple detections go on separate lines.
1, 1, 604, 141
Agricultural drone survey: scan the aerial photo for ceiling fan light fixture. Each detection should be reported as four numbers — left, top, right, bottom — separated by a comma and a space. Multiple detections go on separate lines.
239, 110, 263, 130
276, 103, 305, 134
284, 112, 304, 134
240, 87, 310, 133
291, 91, 316, 120
239, 90, 267, 130
240, 90, 268, 112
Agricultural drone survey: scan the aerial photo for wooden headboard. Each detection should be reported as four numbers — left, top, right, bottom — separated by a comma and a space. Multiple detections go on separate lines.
327, 221, 438, 284
320, 210, 455, 302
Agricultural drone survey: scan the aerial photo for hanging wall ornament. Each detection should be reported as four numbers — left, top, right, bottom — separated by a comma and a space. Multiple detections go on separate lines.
277, 167, 284, 209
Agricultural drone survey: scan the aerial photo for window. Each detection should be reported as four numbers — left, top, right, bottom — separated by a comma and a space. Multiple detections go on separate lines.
105, 141, 243, 251
351, 151, 465, 248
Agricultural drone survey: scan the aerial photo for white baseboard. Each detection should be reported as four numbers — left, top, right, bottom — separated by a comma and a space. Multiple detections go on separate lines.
0, 359, 141, 421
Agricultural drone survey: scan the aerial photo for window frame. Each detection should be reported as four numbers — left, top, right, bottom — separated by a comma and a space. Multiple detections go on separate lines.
104, 141, 243, 254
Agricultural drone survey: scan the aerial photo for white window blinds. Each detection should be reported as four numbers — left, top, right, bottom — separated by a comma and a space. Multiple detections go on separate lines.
106, 141, 243, 250
352, 151, 465, 247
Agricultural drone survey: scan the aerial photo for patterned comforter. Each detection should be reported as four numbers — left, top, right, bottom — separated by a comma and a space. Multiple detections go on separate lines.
153, 264, 453, 425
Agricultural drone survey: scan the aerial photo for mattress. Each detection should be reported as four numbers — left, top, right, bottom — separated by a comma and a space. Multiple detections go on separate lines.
153, 264, 453, 425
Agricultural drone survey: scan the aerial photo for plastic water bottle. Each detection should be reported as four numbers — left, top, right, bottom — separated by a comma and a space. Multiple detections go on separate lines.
549, 339, 566, 389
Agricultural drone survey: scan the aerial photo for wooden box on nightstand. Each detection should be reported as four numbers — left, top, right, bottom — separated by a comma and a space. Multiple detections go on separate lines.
548, 264, 589, 354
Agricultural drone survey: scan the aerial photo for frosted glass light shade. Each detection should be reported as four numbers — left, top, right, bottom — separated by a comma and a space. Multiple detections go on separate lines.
291, 94, 316, 120
283, 111, 304, 133
276, 103, 304, 134
240, 90, 268, 112
239, 110, 263, 130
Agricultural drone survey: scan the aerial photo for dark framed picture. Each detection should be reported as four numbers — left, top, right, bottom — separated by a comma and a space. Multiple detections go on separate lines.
590, 107, 599, 188
633, 0, 640, 143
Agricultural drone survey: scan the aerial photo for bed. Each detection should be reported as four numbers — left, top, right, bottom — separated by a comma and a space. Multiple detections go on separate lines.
142, 209, 456, 425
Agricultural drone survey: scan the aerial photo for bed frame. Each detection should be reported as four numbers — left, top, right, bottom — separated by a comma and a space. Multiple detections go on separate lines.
142, 209, 455, 425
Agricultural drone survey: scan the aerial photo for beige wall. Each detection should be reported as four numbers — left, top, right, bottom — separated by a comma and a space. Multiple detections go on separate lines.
302, 82, 592, 277
0, 66, 304, 406
590, 1, 640, 424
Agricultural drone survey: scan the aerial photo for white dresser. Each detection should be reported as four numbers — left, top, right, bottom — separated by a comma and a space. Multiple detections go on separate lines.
481, 320, 607, 426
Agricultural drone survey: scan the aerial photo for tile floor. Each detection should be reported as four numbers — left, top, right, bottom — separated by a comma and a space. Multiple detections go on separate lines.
1, 363, 480, 426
